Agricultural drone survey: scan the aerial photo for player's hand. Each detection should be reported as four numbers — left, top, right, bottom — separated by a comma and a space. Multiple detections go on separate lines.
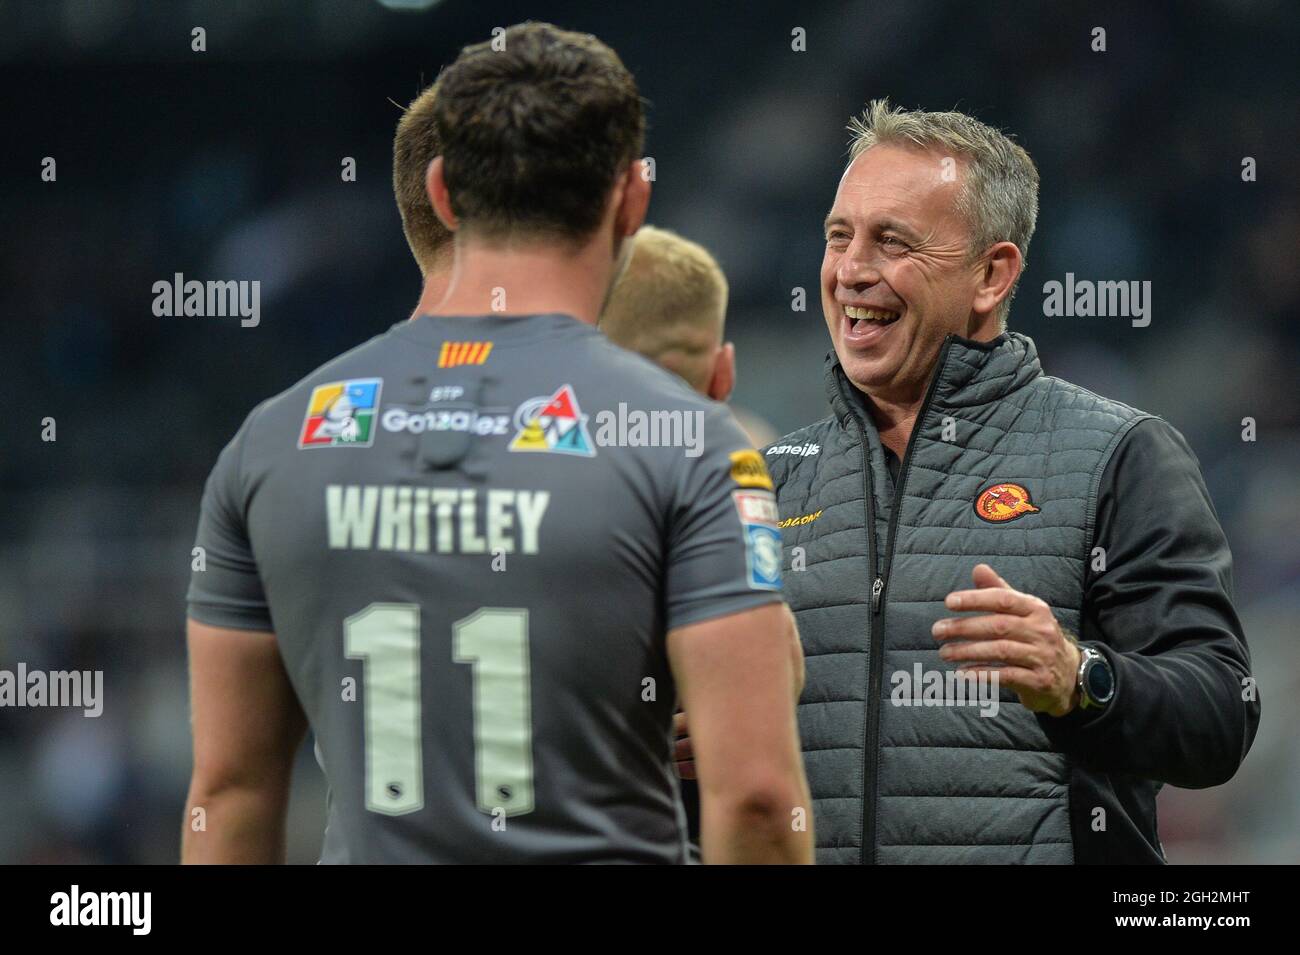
673, 711, 695, 779
931, 563, 1082, 717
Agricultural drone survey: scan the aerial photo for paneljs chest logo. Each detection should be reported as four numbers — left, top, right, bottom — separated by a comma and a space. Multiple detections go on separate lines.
509, 384, 595, 457
974, 482, 1040, 523
299, 378, 382, 448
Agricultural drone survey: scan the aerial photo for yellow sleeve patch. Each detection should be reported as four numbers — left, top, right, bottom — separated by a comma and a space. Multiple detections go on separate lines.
728, 449, 774, 491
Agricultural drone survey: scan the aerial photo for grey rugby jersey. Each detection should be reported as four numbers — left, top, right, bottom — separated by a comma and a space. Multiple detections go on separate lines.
187, 312, 785, 863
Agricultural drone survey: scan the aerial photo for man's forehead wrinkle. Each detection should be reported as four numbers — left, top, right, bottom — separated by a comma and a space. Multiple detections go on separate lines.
828, 158, 967, 243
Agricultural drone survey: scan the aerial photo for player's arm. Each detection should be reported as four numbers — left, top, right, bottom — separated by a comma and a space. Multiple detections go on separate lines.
668, 602, 812, 864
182, 619, 307, 864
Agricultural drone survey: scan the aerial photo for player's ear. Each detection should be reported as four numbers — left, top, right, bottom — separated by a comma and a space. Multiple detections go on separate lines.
427, 156, 459, 232
970, 240, 1020, 331
613, 158, 651, 239
708, 341, 736, 402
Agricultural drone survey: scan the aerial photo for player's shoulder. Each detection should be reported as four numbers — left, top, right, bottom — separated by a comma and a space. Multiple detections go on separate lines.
585, 335, 756, 446
582, 334, 718, 408
234, 325, 402, 448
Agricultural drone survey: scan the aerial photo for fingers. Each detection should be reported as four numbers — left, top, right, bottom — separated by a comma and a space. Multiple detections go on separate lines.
673, 711, 694, 778
939, 639, 1039, 668
945, 586, 1033, 615
932, 613, 1032, 643
955, 664, 1050, 700
673, 734, 693, 761
971, 563, 1011, 590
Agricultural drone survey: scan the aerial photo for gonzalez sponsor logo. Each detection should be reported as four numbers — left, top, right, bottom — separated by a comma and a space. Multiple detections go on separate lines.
509, 385, 595, 457
728, 449, 774, 490
766, 443, 820, 457
381, 406, 510, 436
438, 341, 493, 367
299, 378, 382, 448
974, 482, 1040, 523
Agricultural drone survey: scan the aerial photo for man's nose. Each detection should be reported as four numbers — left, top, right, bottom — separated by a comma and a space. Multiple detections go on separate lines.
836, 240, 884, 290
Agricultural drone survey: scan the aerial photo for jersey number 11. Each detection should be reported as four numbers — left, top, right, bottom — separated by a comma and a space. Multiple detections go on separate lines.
343, 604, 535, 818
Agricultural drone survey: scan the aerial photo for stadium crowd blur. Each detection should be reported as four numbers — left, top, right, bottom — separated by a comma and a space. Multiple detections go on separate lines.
2, 0, 1296, 863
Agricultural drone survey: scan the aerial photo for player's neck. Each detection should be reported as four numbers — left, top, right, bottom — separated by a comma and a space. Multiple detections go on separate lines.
425, 234, 614, 326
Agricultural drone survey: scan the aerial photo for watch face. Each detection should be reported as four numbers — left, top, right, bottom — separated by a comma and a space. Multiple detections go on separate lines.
1085, 655, 1115, 703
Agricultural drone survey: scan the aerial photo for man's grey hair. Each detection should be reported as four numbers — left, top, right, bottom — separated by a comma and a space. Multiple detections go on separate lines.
847, 98, 1039, 329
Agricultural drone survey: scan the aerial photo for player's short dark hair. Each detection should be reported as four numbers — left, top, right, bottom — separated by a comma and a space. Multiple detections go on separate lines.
432, 22, 645, 244
393, 78, 452, 275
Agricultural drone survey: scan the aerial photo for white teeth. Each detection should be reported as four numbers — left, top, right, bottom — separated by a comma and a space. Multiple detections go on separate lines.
844, 305, 898, 322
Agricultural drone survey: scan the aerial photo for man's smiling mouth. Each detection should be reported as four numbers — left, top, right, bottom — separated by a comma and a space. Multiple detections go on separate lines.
840, 304, 902, 347
844, 304, 900, 328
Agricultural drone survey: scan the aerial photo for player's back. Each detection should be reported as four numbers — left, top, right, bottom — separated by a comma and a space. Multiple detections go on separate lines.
187, 312, 783, 863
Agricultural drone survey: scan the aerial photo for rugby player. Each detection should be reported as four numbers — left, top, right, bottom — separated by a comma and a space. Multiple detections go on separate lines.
182, 22, 811, 865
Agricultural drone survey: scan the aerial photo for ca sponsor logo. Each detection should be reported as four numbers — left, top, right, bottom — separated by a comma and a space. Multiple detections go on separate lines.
510, 385, 596, 457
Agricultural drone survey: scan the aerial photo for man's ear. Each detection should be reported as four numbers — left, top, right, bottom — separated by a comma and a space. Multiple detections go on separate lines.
707, 341, 736, 402
971, 240, 1021, 325
427, 156, 459, 232
613, 159, 651, 239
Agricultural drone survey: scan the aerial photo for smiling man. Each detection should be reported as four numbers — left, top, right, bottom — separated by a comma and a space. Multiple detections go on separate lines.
762, 99, 1260, 863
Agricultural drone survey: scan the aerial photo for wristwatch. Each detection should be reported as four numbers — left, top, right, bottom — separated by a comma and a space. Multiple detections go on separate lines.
1075, 645, 1115, 710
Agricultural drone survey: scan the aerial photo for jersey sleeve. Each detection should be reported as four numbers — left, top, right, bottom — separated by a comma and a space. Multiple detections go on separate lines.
663, 405, 786, 631
186, 409, 274, 632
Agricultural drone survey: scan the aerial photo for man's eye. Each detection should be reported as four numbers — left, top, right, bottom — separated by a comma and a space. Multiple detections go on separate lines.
881, 235, 903, 247
827, 230, 850, 243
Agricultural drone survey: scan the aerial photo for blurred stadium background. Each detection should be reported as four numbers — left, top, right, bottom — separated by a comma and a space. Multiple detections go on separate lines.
1, 0, 1296, 863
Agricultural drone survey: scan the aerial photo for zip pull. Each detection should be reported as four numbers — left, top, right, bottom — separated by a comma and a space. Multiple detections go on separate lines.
871, 576, 884, 613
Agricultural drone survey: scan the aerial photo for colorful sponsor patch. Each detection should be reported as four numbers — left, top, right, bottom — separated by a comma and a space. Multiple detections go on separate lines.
777, 508, 823, 529
729, 449, 774, 490
733, 490, 780, 526
509, 385, 595, 457
732, 488, 782, 590
974, 482, 1040, 523
744, 523, 783, 590
299, 378, 382, 448
438, 341, 493, 368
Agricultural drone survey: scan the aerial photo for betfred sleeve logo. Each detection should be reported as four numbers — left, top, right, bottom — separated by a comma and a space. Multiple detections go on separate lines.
728, 449, 774, 490
299, 378, 382, 448
974, 482, 1040, 523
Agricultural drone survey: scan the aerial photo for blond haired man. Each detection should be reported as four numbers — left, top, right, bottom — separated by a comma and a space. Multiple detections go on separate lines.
599, 225, 735, 402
